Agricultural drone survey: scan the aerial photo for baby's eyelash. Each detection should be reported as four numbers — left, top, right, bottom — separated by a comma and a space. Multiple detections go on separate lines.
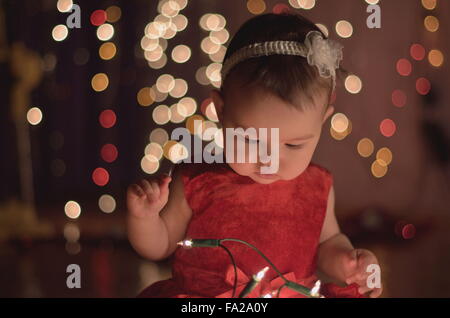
285, 143, 304, 149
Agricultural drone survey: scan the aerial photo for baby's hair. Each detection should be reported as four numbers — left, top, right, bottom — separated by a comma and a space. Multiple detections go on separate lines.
220, 12, 347, 111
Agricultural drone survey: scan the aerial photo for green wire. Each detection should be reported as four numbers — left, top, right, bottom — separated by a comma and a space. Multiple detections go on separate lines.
219, 238, 289, 284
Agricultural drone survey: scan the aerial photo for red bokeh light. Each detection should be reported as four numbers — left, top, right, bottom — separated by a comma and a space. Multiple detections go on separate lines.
402, 224, 416, 239
273, 3, 290, 14
92, 167, 109, 186
101, 144, 118, 163
90, 10, 107, 26
380, 118, 396, 137
410, 44, 426, 61
416, 77, 431, 95
99, 109, 117, 128
391, 89, 407, 108
396, 58, 412, 76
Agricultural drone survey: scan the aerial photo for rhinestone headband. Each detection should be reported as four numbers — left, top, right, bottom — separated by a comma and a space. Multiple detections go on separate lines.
221, 30, 344, 90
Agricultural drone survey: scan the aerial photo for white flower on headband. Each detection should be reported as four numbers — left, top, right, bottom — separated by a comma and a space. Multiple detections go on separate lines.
304, 30, 344, 79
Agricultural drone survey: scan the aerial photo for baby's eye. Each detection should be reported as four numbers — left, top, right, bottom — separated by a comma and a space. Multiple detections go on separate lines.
285, 143, 304, 149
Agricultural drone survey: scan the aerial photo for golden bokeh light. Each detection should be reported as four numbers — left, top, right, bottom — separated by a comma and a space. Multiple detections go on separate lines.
371, 159, 388, 178
173, 14, 188, 32
421, 0, 437, 10
186, 115, 205, 135
91, 73, 109, 92
424, 15, 439, 32
148, 54, 168, 69
357, 138, 374, 158
247, 0, 266, 15
428, 49, 444, 67
137, 87, 156, 107
106, 5, 121, 23
376, 147, 393, 165
99, 42, 116, 60
315, 23, 329, 37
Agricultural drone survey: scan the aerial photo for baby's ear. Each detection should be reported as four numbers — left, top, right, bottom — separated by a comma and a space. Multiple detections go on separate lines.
322, 105, 335, 124
210, 89, 225, 122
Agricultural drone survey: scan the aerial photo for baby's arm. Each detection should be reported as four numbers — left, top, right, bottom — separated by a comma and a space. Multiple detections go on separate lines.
126, 166, 192, 261
317, 185, 382, 297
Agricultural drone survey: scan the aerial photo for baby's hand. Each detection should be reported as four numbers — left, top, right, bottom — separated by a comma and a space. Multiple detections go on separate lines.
342, 249, 383, 298
126, 174, 172, 219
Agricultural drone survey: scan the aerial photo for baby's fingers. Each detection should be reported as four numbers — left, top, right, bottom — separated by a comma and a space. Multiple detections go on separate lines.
127, 184, 145, 199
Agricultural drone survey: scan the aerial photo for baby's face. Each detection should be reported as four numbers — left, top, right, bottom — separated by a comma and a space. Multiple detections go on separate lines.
211, 83, 334, 184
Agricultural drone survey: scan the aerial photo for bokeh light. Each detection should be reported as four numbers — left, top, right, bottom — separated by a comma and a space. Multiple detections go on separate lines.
27, 107, 43, 125
101, 144, 118, 163
396, 58, 412, 76
137, 87, 156, 107
52, 24, 68, 41
98, 194, 116, 213
421, 0, 437, 10
172, 44, 191, 63
371, 159, 388, 178
335, 20, 353, 38
376, 147, 393, 165
90, 10, 107, 26
97, 23, 115, 41
63, 222, 80, 242
357, 138, 374, 158
152, 105, 172, 125
149, 128, 169, 146
424, 15, 439, 32
99, 42, 117, 60
247, 0, 266, 15
91, 73, 109, 92
99, 109, 116, 128
145, 142, 164, 160
331, 113, 349, 133
416, 77, 431, 95
345, 75, 362, 94
380, 118, 396, 138
64, 200, 81, 219
391, 89, 407, 108
410, 44, 426, 61
92, 167, 109, 186
106, 6, 122, 23
428, 49, 444, 67
141, 155, 159, 174
289, 0, 316, 10
57, 0, 73, 13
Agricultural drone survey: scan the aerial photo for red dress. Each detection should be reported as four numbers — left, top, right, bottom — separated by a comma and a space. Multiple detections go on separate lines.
137, 161, 364, 298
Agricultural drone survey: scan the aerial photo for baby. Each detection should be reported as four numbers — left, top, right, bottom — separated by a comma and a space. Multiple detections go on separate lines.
127, 12, 382, 298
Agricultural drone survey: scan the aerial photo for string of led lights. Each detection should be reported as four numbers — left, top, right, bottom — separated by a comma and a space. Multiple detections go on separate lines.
177, 238, 323, 298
